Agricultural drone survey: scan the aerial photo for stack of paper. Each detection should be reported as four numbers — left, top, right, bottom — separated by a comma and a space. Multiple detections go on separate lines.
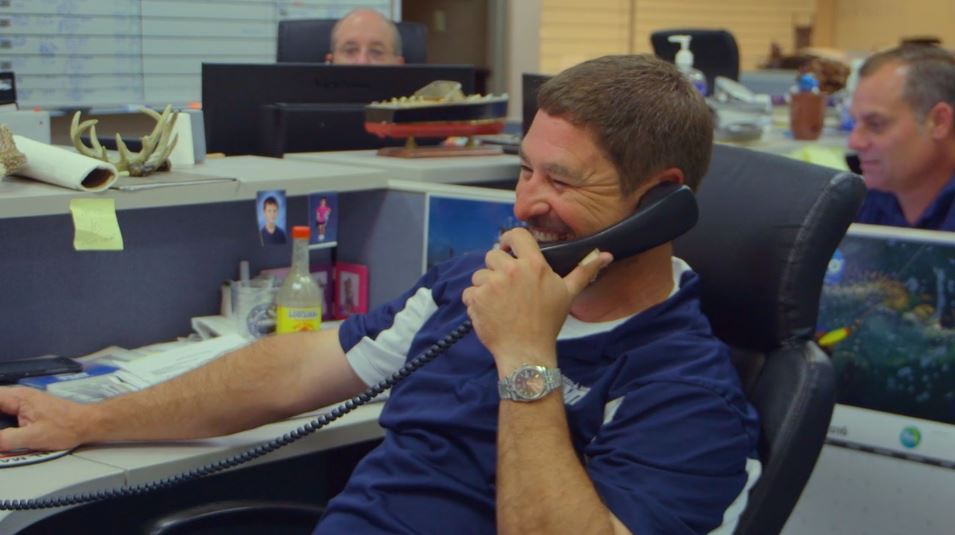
33, 335, 248, 403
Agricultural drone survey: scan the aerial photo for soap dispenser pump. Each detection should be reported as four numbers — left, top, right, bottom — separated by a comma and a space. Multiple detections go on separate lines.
667, 34, 707, 96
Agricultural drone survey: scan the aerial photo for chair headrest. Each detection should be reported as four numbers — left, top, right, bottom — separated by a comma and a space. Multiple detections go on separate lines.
673, 144, 864, 353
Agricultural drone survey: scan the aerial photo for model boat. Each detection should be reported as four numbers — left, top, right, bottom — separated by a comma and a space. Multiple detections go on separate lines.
365, 81, 509, 141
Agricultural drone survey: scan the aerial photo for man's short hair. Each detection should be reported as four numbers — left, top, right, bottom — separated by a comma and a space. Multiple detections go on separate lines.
330, 8, 402, 56
860, 45, 955, 121
536, 54, 713, 194
263, 196, 279, 209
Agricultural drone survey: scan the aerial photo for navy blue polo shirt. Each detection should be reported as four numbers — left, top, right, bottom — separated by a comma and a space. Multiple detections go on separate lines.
855, 174, 955, 231
316, 253, 760, 535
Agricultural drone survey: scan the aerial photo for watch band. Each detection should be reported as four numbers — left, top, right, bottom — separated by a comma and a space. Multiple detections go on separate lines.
498, 365, 562, 402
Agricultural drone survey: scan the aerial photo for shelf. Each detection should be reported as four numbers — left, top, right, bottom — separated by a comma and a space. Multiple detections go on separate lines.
308, 241, 338, 251
0, 156, 389, 219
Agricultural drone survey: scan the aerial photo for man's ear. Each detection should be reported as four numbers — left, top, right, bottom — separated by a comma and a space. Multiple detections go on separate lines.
647, 167, 685, 187
926, 102, 955, 139
325, 52, 334, 64
629, 167, 685, 207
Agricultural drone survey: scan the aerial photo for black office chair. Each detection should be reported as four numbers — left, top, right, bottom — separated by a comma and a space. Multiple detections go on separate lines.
651, 28, 740, 94
276, 18, 428, 64
141, 145, 864, 535
673, 144, 864, 534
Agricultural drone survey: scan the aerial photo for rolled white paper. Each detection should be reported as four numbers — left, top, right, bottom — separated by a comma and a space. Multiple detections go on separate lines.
12, 135, 117, 192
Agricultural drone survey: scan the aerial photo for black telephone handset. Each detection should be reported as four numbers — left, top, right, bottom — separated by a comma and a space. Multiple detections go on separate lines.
540, 182, 699, 276
0, 183, 698, 511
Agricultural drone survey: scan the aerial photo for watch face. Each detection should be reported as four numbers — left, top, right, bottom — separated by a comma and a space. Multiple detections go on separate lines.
513, 367, 547, 399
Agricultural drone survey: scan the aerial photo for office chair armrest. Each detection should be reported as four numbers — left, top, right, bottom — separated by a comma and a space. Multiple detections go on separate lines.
143, 499, 325, 535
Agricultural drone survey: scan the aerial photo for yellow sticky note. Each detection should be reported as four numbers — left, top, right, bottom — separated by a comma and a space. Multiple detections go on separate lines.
69, 198, 124, 251
786, 146, 850, 171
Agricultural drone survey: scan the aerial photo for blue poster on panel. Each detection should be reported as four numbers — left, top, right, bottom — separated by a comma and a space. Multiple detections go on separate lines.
426, 195, 521, 271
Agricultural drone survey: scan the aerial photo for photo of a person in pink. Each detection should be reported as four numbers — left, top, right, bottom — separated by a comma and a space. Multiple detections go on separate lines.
308, 192, 339, 244
315, 196, 332, 241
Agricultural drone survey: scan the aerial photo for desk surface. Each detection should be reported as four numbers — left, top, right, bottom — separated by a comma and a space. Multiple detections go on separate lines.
0, 403, 384, 533
720, 127, 849, 157
285, 150, 520, 185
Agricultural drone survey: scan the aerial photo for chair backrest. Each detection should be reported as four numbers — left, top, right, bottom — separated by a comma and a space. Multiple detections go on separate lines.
650, 29, 740, 94
673, 144, 865, 535
277, 18, 428, 64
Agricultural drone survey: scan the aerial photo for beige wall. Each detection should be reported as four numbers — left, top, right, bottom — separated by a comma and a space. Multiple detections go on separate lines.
539, 0, 633, 74
828, 0, 955, 53
537, 0, 955, 76
632, 0, 815, 70
539, 0, 816, 73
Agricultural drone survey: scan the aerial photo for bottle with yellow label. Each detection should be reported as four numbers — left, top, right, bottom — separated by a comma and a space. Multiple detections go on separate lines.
275, 226, 322, 334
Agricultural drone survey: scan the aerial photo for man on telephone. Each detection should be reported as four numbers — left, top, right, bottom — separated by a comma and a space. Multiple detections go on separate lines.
0, 55, 759, 534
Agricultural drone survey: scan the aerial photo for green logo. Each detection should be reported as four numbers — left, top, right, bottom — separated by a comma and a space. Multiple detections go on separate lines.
900, 426, 921, 448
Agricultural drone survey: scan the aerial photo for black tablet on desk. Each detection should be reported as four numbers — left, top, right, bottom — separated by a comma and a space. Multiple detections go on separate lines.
0, 356, 82, 384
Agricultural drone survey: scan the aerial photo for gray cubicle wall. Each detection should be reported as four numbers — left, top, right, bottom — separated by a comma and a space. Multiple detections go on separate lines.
0, 188, 427, 362
337, 189, 428, 311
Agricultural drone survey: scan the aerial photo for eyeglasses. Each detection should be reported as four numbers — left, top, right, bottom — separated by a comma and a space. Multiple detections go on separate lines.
334, 44, 395, 64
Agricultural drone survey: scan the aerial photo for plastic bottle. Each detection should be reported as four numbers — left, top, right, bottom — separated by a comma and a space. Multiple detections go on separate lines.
275, 226, 322, 334
668, 35, 707, 96
789, 73, 826, 140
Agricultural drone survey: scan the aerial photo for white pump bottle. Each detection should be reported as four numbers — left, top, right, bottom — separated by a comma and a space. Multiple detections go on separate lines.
668, 35, 707, 96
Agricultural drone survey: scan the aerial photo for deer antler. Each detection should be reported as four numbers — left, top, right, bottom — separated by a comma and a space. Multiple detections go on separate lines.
0, 125, 27, 177
69, 112, 109, 161
70, 105, 180, 176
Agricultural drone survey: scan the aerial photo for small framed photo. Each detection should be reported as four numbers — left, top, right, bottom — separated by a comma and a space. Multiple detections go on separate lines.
308, 192, 339, 245
334, 262, 368, 319
309, 264, 335, 321
256, 189, 288, 246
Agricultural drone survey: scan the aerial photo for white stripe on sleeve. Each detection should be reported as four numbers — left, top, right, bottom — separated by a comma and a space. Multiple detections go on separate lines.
346, 287, 439, 386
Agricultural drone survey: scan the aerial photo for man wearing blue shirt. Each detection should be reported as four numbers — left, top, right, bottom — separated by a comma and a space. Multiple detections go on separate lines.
849, 45, 955, 231
0, 55, 759, 534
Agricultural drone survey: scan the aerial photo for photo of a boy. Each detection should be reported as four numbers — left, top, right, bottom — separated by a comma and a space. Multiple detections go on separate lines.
257, 191, 287, 245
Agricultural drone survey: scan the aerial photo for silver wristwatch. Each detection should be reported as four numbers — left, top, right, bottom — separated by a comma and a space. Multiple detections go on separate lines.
498, 365, 562, 402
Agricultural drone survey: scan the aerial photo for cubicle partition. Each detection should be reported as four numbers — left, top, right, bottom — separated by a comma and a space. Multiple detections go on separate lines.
0, 189, 436, 362
1, 200, 292, 360
0, 152, 519, 365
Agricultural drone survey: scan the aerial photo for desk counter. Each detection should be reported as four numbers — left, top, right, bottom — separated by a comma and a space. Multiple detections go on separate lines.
0, 454, 127, 533
720, 128, 849, 157
0, 403, 384, 532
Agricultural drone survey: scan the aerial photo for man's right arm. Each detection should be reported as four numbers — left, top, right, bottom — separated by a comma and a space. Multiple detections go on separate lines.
0, 329, 367, 452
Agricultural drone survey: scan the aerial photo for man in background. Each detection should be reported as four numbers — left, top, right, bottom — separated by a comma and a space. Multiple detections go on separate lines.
849, 45, 955, 230
326, 8, 405, 65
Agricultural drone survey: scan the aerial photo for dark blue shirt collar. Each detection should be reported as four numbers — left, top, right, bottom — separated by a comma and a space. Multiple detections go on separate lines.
855, 173, 955, 231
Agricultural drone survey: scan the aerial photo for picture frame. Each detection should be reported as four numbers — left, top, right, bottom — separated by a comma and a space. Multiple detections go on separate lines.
309, 264, 335, 321
307, 192, 339, 245
256, 189, 288, 246
334, 262, 369, 319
